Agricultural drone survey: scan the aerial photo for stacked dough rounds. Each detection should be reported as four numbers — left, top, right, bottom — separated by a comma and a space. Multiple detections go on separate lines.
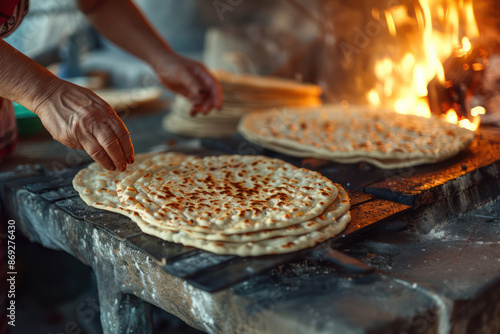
73, 152, 350, 256
163, 70, 322, 138
238, 104, 476, 169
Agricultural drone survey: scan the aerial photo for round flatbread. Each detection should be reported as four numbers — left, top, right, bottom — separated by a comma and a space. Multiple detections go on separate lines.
73, 152, 351, 256
173, 185, 350, 242
238, 105, 475, 169
132, 210, 351, 256
116, 155, 338, 234
73, 152, 189, 212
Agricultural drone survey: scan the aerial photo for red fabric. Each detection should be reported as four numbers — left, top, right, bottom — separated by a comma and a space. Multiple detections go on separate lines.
0, 0, 19, 26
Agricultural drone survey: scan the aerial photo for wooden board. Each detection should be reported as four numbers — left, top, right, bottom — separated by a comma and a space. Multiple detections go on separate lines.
365, 128, 500, 206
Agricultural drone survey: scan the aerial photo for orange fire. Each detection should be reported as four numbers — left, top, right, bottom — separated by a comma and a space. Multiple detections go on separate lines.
366, 0, 483, 131
445, 108, 458, 124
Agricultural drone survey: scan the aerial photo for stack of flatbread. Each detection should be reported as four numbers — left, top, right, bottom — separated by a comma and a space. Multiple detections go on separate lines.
73, 152, 350, 256
163, 70, 322, 138
238, 104, 476, 169
94, 87, 163, 111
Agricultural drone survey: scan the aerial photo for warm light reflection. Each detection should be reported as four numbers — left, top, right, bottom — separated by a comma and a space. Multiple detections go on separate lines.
471, 106, 486, 117
385, 11, 397, 37
463, 0, 479, 38
414, 99, 432, 118
472, 63, 484, 71
458, 118, 479, 131
462, 37, 471, 52
367, 89, 381, 107
445, 109, 458, 124
366, 0, 482, 131
414, 66, 428, 97
471, 115, 481, 131
394, 98, 431, 118
442, 109, 481, 131
458, 118, 472, 129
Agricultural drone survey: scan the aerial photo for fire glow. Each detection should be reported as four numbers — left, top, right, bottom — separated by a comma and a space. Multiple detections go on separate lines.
366, 0, 482, 131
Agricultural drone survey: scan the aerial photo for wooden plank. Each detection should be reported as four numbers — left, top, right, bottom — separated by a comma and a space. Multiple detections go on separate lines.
126, 234, 196, 264
54, 197, 105, 221
186, 197, 409, 292
40, 185, 78, 203
346, 189, 374, 207
26, 177, 74, 194
365, 129, 500, 206
318, 164, 389, 193
187, 252, 302, 293
22, 166, 84, 194
341, 199, 412, 238
11, 173, 49, 187
165, 252, 237, 279
84, 212, 143, 240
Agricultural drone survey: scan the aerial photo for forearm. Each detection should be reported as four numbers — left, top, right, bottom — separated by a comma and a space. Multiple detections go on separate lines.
0, 39, 134, 171
0, 39, 63, 112
79, 0, 172, 68
79, 0, 222, 115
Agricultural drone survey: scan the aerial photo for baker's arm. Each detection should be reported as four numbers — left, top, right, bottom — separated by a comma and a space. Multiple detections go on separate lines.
0, 39, 134, 171
78, 0, 222, 115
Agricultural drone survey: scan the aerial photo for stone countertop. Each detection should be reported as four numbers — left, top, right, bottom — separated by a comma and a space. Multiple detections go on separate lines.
5, 183, 500, 334
2, 106, 500, 333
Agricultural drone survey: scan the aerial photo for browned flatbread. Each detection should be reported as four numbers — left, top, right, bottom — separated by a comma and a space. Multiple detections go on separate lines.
238, 105, 475, 169
73, 152, 351, 256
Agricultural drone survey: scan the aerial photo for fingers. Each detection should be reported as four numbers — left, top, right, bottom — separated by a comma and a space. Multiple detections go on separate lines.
189, 66, 223, 116
198, 68, 223, 110
175, 75, 205, 116
189, 102, 203, 117
158, 56, 222, 116
93, 122, 128, 172
180, 70, 204, 102
189, 89, 210, 116
79, 133, 116, 171
77, 112, 133, 172
105, 114, 135, 165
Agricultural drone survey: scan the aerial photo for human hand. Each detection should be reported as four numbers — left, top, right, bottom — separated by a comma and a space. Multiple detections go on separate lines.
33, 80, 134, 171
155, 52, 222, 116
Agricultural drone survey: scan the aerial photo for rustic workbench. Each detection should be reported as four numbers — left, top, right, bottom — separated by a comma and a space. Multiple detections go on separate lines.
1, 106, 500, 333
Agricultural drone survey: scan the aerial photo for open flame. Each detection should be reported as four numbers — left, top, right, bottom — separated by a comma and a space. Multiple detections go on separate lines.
366, 0, 482, 131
